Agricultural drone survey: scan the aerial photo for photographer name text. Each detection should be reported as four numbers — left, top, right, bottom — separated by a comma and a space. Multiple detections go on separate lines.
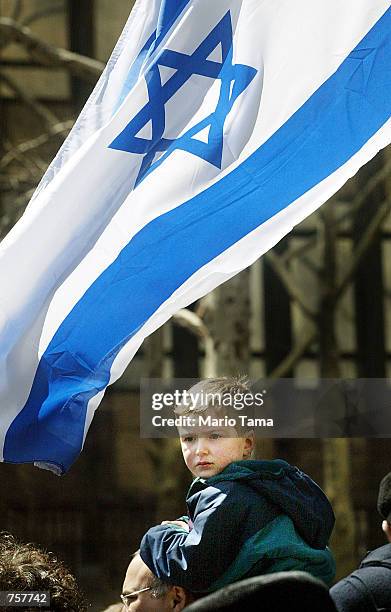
151, 415, 274, 428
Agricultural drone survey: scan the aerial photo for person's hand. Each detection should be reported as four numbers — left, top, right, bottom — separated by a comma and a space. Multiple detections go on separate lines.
161, 520, 190, 531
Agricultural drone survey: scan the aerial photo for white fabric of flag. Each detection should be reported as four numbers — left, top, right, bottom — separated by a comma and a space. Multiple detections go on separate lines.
0, 0, 390, 473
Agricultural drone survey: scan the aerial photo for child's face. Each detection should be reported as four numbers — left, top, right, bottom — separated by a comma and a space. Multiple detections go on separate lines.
179, 425, 254, 478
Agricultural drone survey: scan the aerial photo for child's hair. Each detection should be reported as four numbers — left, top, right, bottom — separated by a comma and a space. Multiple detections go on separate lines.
174, 375, 255, 434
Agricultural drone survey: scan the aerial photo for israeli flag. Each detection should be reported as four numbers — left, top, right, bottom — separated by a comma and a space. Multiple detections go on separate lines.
1, 0, 390, 474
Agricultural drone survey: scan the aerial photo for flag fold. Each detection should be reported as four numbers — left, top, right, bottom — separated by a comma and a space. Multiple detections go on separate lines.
1, 0, 390, 473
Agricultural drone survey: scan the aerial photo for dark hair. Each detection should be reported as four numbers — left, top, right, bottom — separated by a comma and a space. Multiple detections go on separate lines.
149, 574, 171, 598
0, 533, 86, 611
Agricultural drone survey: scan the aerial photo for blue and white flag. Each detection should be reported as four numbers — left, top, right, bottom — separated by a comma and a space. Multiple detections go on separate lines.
1, 0, 390, 473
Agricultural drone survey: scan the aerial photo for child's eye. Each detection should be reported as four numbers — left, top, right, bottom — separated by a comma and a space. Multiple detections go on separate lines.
183, 436, 195, 443
209, 433, 222, 440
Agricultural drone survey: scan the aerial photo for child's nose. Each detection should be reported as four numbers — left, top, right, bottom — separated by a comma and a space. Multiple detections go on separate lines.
195, 439, 209, 455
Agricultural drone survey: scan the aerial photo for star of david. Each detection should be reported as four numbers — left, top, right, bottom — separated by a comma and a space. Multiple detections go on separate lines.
109, 11, 257, 185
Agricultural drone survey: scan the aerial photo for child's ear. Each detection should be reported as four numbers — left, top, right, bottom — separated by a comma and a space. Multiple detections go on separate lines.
243, 431, 255, 458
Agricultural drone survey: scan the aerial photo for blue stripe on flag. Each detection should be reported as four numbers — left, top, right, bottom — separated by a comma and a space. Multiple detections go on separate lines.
4, 7, 391, 471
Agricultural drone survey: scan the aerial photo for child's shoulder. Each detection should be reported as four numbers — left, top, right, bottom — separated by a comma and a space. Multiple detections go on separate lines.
212, 458, 292, 480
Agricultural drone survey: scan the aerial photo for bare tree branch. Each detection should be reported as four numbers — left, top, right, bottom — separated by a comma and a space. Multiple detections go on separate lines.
268, 198, 390, 379
334, 155, 391, 228
299, 255, 320, 276
281, 233, 317, 265
171, 306, 217, 376
0, 186, 36, 238
0, 17, 104, 81
172, 308, 211, 341
12, 187, 35, 210
3, 139, 43, 180
334, 197, 391, 301
339, 303, 354, 325
21, 3, 65, 28
195, 294, 214, 320
0, 215, 12, 236
318, 204, 340, 377
11, 0, 23, 22
0, 72, 59, 130
0, 120, 73, 170
265, 251, 317, 319
0, 176, 35, 193
281, 151, 391, 266
269, 324, 317, 379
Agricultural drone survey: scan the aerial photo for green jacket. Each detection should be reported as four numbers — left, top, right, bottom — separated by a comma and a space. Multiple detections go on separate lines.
141, 460, 336, 592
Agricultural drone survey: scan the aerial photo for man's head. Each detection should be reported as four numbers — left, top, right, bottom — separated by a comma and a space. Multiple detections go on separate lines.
175, 377, 255, 478
183, 572, 337, 612
121, 553, 191, 611
377, 471, 391, 542
0, 532, 86, 611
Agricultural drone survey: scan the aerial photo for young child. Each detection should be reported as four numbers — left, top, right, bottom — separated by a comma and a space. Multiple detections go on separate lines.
140, 377, 336, 594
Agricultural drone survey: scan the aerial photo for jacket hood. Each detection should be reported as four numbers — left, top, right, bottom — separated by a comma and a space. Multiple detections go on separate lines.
360, 543, 391, 567
205, 459, 335, 549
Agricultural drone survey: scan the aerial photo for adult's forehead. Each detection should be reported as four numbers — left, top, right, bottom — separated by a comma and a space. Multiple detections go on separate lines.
123, 554, 152, 591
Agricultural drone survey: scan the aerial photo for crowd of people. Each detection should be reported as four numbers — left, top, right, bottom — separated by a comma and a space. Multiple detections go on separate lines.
1, 378, 390, 611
